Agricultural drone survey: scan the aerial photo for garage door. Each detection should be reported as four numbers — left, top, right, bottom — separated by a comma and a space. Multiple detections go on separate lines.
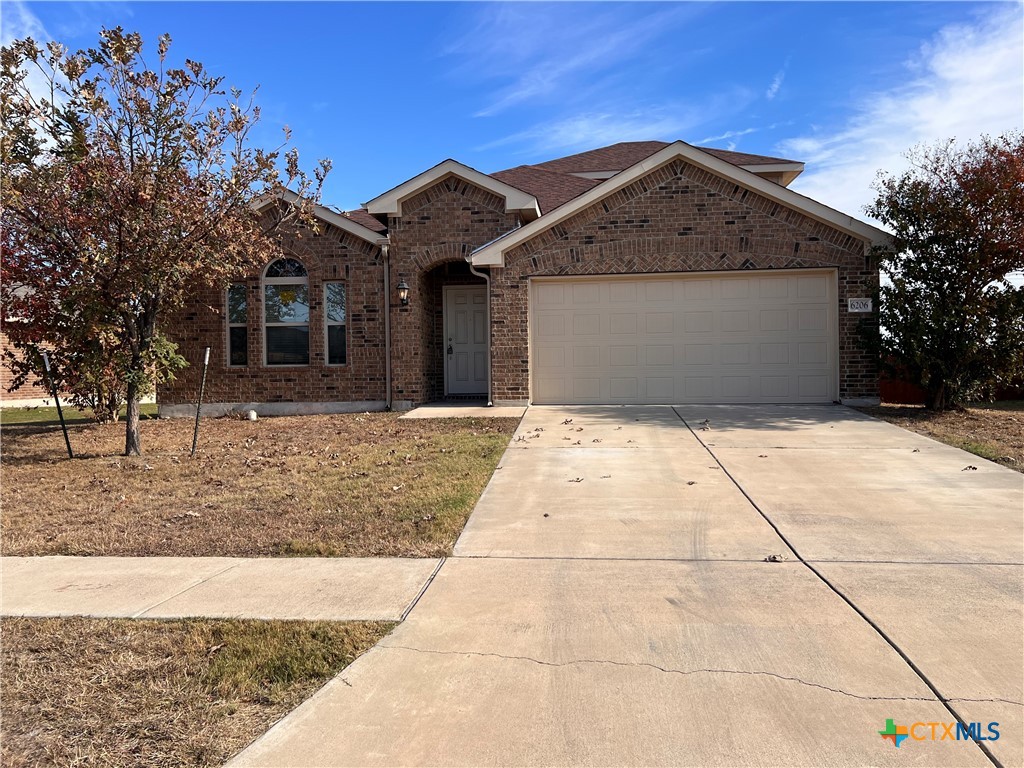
530, 270, 837, 404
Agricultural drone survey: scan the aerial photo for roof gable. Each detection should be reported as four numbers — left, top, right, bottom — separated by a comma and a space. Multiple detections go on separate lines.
472, 141, 889, 267
253, 189, 386, 245
364, 159, 540, 221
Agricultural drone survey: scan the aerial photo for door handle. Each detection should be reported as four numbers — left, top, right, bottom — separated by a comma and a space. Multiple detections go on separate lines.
447, 344, 454, 356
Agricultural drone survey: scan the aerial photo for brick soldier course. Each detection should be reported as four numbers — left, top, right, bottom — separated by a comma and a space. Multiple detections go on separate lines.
155, 140, 886, 415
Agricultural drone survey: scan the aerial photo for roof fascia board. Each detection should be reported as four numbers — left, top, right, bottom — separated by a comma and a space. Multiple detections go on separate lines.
253, 189, 385, 245
471, 141, 888, 266
738, 162, 805, 173
364, 159, 540, 220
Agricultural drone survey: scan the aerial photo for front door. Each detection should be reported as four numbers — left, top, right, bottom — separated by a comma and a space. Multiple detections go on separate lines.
443, 285, 488, 396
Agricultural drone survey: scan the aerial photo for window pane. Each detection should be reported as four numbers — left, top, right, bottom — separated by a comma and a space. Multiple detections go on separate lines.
328, 324, 346, 365
265, 258, 308, 278
264, 284, 309, 323
228, 284, 247, 324
326, 283, 346, 324
266, 326, 309, 365
229, 326, 248, 366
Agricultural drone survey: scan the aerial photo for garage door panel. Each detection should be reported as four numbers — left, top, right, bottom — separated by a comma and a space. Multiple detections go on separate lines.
645, 281, 674, 302
758, 277, 790, 298
531, 271, 836, 404
572, 345, 601, 367
684, 279, 715, 300
571, 283, 601, 304
684, 312, 714, 333
720, 279, 750, 300
645, 312, 674, 334
572, 377, 602, 400
721, 311, 751, 333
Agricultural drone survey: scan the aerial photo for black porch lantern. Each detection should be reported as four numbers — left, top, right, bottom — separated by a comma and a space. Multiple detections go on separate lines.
397, 279, 410, 306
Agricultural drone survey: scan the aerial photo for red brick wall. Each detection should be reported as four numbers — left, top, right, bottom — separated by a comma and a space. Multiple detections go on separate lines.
490, 158, 879, 403
158, 222, 386, 406
386, 176, 519, 405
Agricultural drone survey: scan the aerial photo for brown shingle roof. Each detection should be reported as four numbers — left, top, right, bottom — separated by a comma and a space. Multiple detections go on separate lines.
490, 165, 600, 214
488, 141, 804, 215
532, 141, 799, 174
339, 208, 387, 233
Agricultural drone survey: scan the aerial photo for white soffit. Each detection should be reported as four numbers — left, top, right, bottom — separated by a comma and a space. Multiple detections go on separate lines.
364, 159, 540, 221
471, 141, 889, 267
253, 189, 385, 245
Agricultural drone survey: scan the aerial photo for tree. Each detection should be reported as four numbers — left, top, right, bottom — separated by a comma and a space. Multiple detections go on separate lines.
866, 133, 1024, 410
1, 28, 329, 453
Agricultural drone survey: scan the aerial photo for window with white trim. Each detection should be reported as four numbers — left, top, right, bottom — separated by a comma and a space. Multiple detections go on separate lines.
263, 258, 309, 365
227, 283, 248, 366
325, 282, 346, 365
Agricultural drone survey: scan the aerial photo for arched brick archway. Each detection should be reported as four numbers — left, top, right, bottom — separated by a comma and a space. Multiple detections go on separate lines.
390, 252, 487, 406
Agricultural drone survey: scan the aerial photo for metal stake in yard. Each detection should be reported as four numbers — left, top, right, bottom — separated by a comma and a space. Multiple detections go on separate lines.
41, 350, 73, 459
191, 347, 211, 458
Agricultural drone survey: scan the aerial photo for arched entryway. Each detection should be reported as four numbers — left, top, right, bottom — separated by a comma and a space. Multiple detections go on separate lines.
423, 260, 487, 402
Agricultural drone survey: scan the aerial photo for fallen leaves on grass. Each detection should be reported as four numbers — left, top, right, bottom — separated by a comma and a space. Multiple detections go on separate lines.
1, 413, 519, 557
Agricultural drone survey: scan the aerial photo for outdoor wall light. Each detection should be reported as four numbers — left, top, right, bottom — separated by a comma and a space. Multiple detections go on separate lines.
397, 279, 410, 306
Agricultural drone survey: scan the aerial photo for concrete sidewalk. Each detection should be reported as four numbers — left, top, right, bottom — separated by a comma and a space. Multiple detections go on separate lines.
1, 556, 442, 621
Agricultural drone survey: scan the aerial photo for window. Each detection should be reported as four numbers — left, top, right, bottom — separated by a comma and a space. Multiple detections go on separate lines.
325, 283, 346, 365
264, 258, 309, 365
227, 284, 248, 366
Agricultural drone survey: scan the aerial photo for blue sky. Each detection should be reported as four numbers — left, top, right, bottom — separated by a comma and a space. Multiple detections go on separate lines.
3, 1, 1022, 218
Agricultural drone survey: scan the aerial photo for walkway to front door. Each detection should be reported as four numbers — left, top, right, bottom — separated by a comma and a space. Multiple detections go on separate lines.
443, 285, 487, 396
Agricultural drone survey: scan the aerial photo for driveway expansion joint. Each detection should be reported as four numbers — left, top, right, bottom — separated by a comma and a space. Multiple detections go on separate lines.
672, 406, 1006, 768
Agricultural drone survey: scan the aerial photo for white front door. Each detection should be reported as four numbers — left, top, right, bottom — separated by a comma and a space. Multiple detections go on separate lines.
444, 286, 488, 396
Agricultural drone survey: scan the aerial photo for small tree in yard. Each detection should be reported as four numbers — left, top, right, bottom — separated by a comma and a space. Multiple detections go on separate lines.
866, 133, 1024, 410
0, 28, 329, 453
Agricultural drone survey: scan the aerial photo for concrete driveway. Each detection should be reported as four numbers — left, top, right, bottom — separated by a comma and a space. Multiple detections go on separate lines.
232, 405, 1023, 768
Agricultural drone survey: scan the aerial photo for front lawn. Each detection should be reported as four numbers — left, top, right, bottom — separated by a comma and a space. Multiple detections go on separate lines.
1, 617, 391, 768
0, 412, 519, 557
858, 401, 1024, 472
0, 402, 159, 426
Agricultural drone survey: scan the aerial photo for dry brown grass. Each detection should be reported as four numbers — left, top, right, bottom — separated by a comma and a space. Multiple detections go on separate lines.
858, 402, 1024, 472
0, 413, 519, 557
1, 616, 391, 768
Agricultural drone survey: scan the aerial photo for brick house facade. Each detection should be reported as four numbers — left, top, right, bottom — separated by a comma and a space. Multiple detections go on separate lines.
156, 141, 885, 415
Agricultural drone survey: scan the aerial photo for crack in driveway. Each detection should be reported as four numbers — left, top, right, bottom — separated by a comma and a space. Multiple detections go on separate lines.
378, 643, 1022, 706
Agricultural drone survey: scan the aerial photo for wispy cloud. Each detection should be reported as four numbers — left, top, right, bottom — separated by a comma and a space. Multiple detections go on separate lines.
446, 4, 707, 118
779, 5, 1023, 219
1, 0, 50, 46
765, 68, 785, 100
697, 127, 759, 145
477, 89, 756, 157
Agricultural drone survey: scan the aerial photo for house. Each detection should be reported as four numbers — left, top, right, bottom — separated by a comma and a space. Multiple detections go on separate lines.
157, 140, 886, 416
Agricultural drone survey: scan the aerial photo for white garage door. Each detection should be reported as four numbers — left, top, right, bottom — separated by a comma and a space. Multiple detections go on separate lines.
530, 270, 837, 404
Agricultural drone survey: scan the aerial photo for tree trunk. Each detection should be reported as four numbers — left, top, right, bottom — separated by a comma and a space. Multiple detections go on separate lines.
124, 381, 141, 456
925, 379, 948, 411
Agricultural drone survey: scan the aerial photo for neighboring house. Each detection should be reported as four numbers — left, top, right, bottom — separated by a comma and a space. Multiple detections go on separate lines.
0, 329, 55, 407
158, 140, 886, 416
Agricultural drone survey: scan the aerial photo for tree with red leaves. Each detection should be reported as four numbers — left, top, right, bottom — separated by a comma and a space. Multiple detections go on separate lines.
1, 28, 329, 454
867, 133, 1024, 410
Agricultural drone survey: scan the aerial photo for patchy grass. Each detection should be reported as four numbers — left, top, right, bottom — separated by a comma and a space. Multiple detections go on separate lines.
858, 402, 1024, 472
0, 616, 391, 768
1, 412, 519, 557
0, 402, 159, 426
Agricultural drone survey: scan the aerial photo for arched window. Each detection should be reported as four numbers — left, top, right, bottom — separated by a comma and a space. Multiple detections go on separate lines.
263, 258, 309, 365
